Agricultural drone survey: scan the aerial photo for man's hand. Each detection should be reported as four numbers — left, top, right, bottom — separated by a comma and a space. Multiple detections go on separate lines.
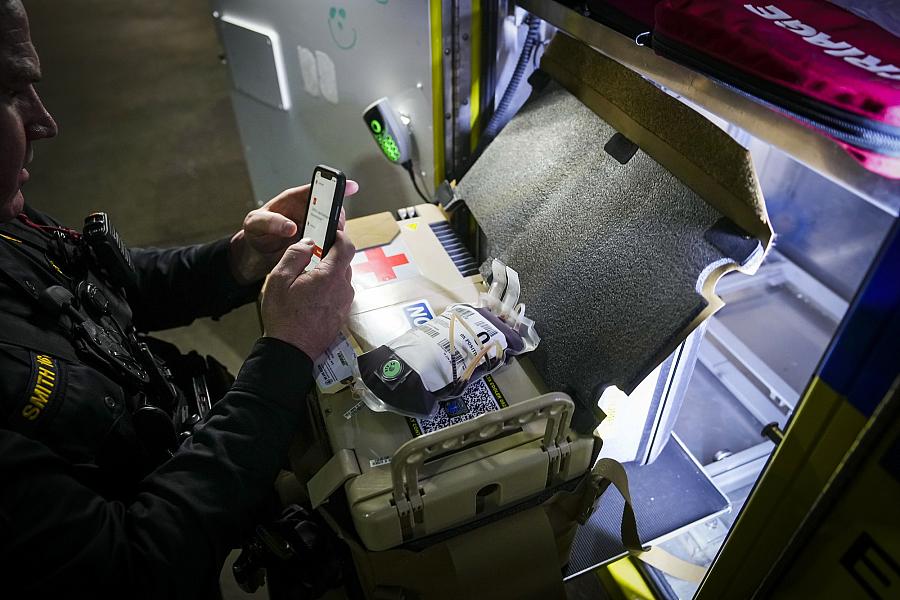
260, 231, 356, 358
228, 181, 359, 285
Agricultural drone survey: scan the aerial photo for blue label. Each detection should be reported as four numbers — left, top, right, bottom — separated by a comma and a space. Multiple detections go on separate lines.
444, 398, 468, 417
402, 300, 434, 328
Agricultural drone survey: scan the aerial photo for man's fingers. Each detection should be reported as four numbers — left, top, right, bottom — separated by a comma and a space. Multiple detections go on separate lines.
267, 180, 357, 213
245, 210, 297, 237
263, 185, 311, 225
320, 231, 356, 273
336, 181, 356, 231
264, 180, 357, 223
269, 239, 315, 283
267, 179, 356, 206
262, 184, 310, 210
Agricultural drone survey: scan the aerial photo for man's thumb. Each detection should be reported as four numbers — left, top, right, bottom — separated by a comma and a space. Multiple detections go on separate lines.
270, 239, 315, 282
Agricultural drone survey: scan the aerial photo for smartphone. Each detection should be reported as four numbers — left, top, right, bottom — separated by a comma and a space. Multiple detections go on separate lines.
302, 165, 346, 271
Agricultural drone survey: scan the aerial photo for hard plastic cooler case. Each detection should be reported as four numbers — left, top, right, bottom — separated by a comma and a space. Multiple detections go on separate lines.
653, 0, 900, 178
297, 205, 598, 554
287, 206, 604, 598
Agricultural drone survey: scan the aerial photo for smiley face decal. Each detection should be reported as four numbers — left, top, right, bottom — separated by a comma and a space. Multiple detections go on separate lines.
328, 6, 357, 50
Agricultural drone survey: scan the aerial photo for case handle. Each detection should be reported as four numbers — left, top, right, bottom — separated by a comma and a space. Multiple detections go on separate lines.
390, 393, 575, 538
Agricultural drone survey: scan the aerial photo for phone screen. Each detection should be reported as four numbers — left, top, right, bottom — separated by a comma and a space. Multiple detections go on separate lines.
303, 170, 338, 270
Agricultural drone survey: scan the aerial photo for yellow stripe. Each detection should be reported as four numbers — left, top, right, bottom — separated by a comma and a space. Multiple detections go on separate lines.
48, 259, 64, 276
606, 558, 656, 600
469, 0, 482, 154
0, 233, 22, 243
430, 0, 445, 187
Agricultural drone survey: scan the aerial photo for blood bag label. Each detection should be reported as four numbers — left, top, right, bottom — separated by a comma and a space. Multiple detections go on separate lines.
314, 330, 357, 394
394, 304, 509, 392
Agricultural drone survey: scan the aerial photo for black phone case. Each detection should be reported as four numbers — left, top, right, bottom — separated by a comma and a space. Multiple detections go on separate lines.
310, 164, 346, 258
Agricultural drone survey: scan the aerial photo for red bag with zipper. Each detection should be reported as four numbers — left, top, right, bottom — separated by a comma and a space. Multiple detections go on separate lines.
653, 0, 900, 178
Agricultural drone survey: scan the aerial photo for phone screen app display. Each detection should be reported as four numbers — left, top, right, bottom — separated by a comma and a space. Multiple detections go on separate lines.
304, 171, 337, 270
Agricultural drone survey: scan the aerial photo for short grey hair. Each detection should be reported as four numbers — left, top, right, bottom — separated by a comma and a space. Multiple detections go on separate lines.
0, 0, 25, 26
0, 0, 23, 15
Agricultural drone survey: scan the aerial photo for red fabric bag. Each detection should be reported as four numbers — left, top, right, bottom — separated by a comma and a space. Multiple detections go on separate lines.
654, 0, 900, 178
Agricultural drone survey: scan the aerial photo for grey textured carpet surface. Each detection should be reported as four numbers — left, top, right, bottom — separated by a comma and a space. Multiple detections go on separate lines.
459, 83, 729, 406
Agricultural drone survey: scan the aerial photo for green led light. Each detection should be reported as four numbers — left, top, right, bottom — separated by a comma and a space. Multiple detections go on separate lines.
377, 134, 400, 162
370, 119, 382, 134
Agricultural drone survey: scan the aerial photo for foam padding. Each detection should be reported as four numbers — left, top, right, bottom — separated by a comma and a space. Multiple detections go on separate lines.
541, 34, 772, 249
458, 83, 750, 423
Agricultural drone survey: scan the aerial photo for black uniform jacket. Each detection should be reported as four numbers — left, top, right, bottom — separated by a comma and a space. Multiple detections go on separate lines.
0, 205, 314, 598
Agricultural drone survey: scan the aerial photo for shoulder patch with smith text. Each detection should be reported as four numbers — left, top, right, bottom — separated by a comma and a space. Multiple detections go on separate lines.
19, 352, 65, 427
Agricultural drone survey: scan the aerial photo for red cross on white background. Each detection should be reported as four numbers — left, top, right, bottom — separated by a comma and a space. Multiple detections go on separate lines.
354, 247, 410, 282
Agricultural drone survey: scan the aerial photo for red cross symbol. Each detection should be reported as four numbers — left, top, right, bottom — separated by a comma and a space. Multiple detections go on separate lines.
355, 247, 410, 282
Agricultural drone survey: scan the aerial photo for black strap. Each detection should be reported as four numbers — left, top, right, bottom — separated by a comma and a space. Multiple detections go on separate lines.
0, 236, 81, 362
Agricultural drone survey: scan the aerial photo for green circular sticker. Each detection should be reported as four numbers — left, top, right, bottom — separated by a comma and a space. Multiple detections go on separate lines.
382, 359, 403, 380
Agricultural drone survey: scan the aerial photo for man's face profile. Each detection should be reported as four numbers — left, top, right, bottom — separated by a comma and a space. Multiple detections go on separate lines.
0, 0, 57, 222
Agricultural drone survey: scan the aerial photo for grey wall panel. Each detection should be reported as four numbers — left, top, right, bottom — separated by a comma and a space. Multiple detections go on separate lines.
218, 17, 287, 110
229, 91, 304, 204
211, 0, 435, 216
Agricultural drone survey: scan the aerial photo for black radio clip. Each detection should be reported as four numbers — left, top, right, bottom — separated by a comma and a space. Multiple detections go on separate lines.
82, 212, 137, 291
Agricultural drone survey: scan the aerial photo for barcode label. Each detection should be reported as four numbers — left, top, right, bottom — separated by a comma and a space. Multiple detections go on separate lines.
406, 375, 508, 437
421, 324, 441, 338
454, 306, 477, 318
474, 319, 498, 336
438, 339, 465, 367
369, 456, 391, 468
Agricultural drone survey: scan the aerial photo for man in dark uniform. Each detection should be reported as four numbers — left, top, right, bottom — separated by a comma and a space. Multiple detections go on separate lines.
0, 1, 357, 596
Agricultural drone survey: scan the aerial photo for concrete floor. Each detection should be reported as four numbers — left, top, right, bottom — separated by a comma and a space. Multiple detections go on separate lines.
24, 0, 261, 373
